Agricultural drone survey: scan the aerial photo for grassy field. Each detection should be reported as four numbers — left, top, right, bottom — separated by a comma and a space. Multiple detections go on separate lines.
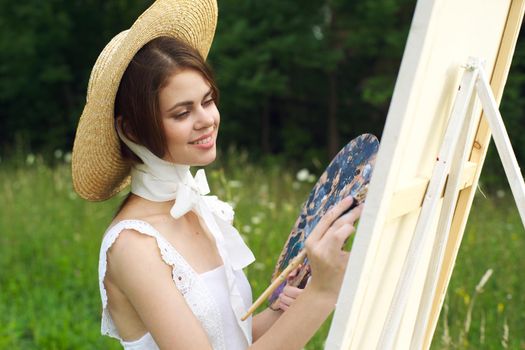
0, 152, 523, 349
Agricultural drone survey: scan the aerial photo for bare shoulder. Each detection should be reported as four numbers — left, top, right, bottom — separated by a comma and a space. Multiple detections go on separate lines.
106, 229, 171, 286
108, 228, 158, 259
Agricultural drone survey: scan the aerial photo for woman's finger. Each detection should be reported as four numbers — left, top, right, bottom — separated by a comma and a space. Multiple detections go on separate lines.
324, 204, 363, 242
330, 203, 364, 231
307, 196, 355, 243
282, 285, 303, 298
279, 293, 296, 307
287, 265, 302, 280
311, 204, 362, 250
332, 223, 355, 248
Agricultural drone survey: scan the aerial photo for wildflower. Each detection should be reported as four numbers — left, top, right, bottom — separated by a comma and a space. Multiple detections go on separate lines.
251, 215, 262, 225
312, 25, 323, 40
64, 152, 72, 163
26, 154, 35, 165
242, 225, 252, 233
228, 180, 242, 188
283, 203, 294, 212
296, 168, 310, 182
54, 149, 63, 159
496, 189, 505, 198
253, 262, 265, 271
497, 303, 505, 313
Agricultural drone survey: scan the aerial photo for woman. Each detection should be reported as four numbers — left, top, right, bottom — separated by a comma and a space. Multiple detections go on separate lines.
72, 1, 362, 349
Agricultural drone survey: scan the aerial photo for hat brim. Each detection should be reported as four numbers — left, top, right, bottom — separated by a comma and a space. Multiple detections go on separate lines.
72, 0, 217, 201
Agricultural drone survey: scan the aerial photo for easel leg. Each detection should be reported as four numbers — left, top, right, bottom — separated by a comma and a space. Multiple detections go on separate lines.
476, 65, 525, 228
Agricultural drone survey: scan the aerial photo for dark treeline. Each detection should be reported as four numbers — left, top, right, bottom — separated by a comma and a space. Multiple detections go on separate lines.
1, 0, 524, 182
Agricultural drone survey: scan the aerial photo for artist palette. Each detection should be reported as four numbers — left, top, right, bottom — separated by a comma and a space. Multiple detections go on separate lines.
269, 134, 379, 307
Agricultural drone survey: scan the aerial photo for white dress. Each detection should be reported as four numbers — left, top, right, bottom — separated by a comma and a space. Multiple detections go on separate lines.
98, 219, 253, 350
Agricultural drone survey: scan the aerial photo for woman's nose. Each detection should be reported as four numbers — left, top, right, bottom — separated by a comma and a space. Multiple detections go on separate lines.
194, 105, 216, 129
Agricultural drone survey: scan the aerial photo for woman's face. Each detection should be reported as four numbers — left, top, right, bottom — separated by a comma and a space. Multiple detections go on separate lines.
158, 69, 220, 166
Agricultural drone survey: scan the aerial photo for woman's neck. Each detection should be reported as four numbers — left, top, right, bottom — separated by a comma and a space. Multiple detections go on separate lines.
114, 193, 177, 222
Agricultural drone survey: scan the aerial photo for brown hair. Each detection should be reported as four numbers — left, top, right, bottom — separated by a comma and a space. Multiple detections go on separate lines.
115, 36, 219, 163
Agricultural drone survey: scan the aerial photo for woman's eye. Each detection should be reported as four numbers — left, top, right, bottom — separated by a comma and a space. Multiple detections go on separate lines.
174, 111, 189, 119
203, 99, 214, 107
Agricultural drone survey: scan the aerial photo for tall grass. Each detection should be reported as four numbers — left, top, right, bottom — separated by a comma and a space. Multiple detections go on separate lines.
432, 181, 525, 349
0, 152, 523, 349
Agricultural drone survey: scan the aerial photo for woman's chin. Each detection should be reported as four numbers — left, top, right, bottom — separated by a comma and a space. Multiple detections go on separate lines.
193, 153, 217, 167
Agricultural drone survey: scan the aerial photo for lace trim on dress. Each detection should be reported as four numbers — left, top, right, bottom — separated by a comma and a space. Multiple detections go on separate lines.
98, 219, 226, 349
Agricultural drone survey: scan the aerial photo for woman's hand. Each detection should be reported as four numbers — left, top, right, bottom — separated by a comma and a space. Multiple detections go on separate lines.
304, 196, 363, 300
275, 285, 304, 311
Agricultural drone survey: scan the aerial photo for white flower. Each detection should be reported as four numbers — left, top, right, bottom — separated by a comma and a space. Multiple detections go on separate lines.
312, 25, 323, 40
251, 215, 262, 225
228, 180, 242, 188
242, 225, 252, 233
54, 149, 63, 159
64, 152, 72, 163
26, 154, 35, 165
253, 262, 265, 271
296, 168, 310, 182
496, 190, 505, 198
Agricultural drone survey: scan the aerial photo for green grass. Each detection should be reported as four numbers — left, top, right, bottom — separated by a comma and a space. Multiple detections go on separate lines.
0, 153, 524, 349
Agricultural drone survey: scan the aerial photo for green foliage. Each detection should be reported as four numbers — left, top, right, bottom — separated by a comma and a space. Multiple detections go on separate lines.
0, 0, 523, 176
1, 154, 524, 349
209, 0, 417, 160
1, 0, 417, 163
0, 0, 150, 154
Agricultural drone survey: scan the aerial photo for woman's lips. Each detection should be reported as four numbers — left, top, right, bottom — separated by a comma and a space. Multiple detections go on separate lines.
189, 134, 215, 149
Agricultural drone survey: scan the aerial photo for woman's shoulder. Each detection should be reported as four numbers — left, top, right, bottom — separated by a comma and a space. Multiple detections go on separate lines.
101, 218, 176, 283
105, 224, 160, 263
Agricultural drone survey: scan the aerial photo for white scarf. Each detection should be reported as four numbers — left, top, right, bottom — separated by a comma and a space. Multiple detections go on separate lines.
117, 126, 255, 342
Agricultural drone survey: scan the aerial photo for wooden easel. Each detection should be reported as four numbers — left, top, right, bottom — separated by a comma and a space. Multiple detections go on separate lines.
378, 57, 525, 349
325, 2, 525, 348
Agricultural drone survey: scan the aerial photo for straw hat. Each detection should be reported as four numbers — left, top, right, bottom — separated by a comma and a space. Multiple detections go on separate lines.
72, 0, 218, 201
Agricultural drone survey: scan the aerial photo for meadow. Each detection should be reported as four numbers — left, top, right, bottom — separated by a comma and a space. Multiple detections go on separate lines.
0, 150, 523, 349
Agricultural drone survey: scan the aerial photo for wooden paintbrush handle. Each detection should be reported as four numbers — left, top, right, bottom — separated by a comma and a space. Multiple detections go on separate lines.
241, 250, 307, 321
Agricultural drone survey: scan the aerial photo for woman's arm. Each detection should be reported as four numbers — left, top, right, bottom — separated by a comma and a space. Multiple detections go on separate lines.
251, 285, 337, 349
107, 230, 213, 349
252, 307, 283, 341
252, 284, 304, 340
